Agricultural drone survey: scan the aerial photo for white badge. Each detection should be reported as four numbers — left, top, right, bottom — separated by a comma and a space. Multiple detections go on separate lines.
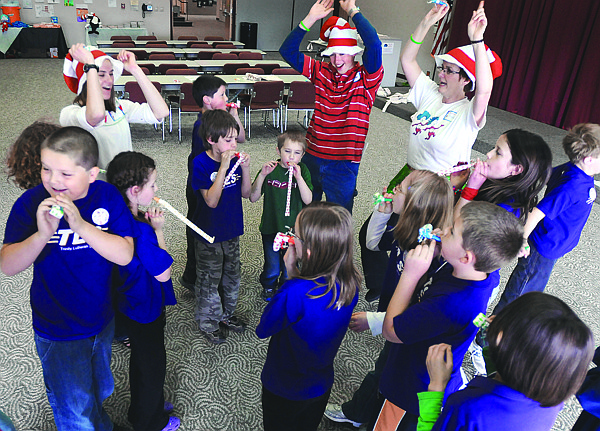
92, 208, 110, 226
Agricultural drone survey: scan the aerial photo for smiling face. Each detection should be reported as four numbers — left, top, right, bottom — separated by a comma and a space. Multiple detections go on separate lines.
485, 134, 523, 180
437, 61, 469, 103
136, 169, 158, 206
98, 59, 115, 101
41, 148, 96, 201
329, 53, 356, 75
277, 139, 305, 168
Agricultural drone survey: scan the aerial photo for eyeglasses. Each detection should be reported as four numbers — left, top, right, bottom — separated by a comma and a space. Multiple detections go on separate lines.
437, 65, 461, 75
286, 226, 303, 243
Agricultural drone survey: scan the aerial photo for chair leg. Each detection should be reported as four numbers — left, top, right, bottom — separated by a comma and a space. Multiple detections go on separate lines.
284, 106, 288, 131
178, 109, 182, 142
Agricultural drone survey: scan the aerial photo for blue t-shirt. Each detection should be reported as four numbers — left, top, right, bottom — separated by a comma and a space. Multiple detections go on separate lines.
379, 264, 499, 415
256, 277, 359, 400
114, 219, 177, 324
188, 112, 205, 184
191, 152, 244, 243
530, 162, 595, 259
432, 376, 561, 431
3, 181, 135, 340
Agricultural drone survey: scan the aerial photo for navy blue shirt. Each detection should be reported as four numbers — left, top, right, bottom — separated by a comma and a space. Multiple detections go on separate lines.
191, 152, 244, 243
379, 264, 499, 415
530, 162, 595, 259
4, 181, 135, 340
432, 376, 561, 431
188, 112, 205, 184
256, 277, 358, 400
114, 219, 177, 324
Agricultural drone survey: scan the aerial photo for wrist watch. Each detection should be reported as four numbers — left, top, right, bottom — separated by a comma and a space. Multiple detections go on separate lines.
83, 63, 99, 73
349, 6, 360, 15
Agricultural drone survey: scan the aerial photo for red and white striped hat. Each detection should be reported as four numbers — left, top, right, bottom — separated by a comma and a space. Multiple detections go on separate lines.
435, 44, 502, 92
320, 16, 363, 57
63, 47, 124, 94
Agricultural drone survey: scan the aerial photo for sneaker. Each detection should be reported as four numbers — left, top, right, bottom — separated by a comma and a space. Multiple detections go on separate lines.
262, 288, 275, 302
201, 327, 228, 345
161, 416, 180, 431
220, 315, 246, 333
178, 276, 195, 292
164, 401, 174, 413
324, 403, 363, 428
469, 341, 487, 376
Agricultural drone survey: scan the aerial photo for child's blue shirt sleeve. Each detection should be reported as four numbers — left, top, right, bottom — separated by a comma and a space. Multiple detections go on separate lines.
256, 280, 304, 339
352, 13, 382, 74
279, 25, 307, 72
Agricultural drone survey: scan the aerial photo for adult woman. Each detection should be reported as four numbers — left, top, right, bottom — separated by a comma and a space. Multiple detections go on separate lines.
60, 43, 169, 173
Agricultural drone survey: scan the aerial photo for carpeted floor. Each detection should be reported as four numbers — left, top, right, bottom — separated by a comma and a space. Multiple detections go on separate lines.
0, 58, 599, 431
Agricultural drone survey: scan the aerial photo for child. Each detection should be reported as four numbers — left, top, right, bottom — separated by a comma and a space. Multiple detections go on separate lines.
417, 292, 594, 431
325, 171, 454, 428
0, 127, 135, 431
60, 44, 168, 175
372, 202, 523, 430
256, 202, 361, 431
181, 75, 246, 292
6, 120, 61, 190
492, 123, 600, 315
455, 129, 553, 221
191, 109, 251, 344
249, 129, 313, 301
106, 152, 179, 431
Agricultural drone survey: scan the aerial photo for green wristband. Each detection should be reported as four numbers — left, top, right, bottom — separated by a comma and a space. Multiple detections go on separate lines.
410, 34, 423, 45
300, 20, 310, 32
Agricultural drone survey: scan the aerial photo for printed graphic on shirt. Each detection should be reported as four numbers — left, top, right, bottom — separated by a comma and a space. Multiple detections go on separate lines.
47, 226, 108, 250
209, 171, 240, 186
267, 179, 297, 189
412, 110, 457, 141
92, 208, 110, 225
587, 187, 596, 205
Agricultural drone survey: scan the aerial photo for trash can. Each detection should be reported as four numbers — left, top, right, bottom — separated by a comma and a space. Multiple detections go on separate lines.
240, 22, 257, 49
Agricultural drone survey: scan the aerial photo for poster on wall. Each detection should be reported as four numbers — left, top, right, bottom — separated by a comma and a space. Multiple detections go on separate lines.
76, 5, 88, 21
23, 0, 33, 9
107, 0, 116, 7
64, 0, 74, 6
35, 4, 54, 16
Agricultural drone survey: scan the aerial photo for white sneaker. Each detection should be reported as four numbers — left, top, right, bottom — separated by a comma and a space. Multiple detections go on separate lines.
469, 342, 487, 376
324, 403, 363, 428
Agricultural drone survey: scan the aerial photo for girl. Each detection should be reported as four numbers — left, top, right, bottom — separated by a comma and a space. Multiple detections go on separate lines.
106, 152, 179, 431
6, 120, 60, 190
455, 129, 553, 221
61, 43, 169, 175
418, 292, 594, 431
256, 202, 361, 431
325, 171, 454, 428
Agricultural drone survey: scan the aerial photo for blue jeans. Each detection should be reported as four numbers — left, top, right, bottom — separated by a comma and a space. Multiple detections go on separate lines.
34, 319, 115, 431
303, 152, 360, 213
260, 233, 287, 290
492, 242, 557, 315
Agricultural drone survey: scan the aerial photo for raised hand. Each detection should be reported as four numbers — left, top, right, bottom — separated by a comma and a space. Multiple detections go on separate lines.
467, 1, 487, 41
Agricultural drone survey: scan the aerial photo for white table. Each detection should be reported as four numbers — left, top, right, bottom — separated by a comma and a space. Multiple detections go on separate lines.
86, 28, 147, 47
137, 59, 289, 73
102, 47, 265, 59
96, 39, 244, 48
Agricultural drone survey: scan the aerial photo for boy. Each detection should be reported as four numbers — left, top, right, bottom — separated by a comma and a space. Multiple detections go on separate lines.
191, 109, 251, 345
0, 127, 135, 431
249, 129, 313, 301
373, 202, 523, 429
180, 75, 245, 292
491, 123, 600, 315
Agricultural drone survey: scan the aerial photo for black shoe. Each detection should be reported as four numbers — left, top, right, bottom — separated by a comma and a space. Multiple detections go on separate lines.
365, 289, 381, 303
179, 276, 195, 292
201, 327, 228, 344
220, 315, 246, 333
261, 288, 276, 302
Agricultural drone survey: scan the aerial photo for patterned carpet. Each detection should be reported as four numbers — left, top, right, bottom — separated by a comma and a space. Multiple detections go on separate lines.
1, 59, 599, 431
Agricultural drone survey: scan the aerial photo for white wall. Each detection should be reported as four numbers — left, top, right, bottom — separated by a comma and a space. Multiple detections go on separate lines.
19, 0, 171, 47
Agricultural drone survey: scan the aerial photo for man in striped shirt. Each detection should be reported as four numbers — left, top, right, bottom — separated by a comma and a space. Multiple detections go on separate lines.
280, 0, 383, 212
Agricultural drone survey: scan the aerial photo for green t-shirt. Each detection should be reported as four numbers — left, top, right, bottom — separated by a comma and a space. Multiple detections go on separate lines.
256, 161, 312, 234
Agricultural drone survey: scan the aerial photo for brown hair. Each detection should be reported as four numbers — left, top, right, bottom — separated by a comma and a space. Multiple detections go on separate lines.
106, 151, 155, 218
562, 123, 600, 164
199, 109, 240, 150
73, 81, 118, 113
393, 171, 454, 250
295, 202, 361, 308
460, 201, 523, 273
488, 292, 594, 407
277, 129, 307, 152
41, 126, 99, 170
6, 120, 61, 189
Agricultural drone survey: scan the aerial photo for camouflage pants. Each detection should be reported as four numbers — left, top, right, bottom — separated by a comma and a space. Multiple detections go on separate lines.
194, 237, 241, 332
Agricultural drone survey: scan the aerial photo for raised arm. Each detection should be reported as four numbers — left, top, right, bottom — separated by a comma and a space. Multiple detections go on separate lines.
118, 50, 169, 120
279, 0, 334, 71
341, 0, 382, 74
468, 1, 493, 127
400, 4, 449, 87
69, 43, 106, 126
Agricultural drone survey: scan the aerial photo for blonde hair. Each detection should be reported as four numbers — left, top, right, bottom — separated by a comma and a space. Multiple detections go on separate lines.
295, 202, 361, 308
393, 171, 454, 250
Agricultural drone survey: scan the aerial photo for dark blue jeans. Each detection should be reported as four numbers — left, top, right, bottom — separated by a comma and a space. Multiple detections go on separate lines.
34, 319, 115, 431
492, 242, 557, 315
303, 152, 360, 213
260, 233, 287, 290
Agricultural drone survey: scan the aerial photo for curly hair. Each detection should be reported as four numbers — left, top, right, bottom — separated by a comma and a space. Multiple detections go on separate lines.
106, 151, 156, 210
6, 121, 61, 189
